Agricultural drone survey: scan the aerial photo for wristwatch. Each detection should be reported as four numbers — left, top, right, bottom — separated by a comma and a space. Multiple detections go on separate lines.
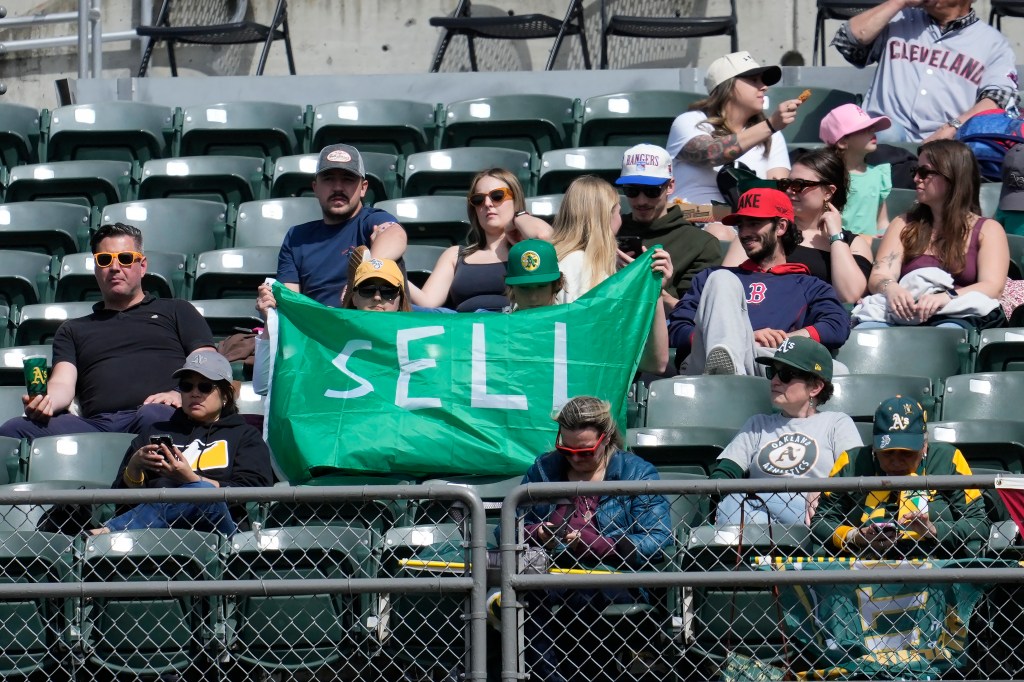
947, 118, 963, 130
828, 233, 845, 245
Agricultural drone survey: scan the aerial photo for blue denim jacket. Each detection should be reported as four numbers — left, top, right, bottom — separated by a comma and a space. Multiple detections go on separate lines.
518, 448, 672, 568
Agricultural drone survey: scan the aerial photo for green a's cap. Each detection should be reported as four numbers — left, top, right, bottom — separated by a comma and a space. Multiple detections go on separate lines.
506, 239, 561, 286
873, 396, 927, 452
755, 336, 833, 382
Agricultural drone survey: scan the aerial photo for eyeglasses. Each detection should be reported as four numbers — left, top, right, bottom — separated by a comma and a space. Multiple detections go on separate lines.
94, 251, 143, 268
354, 284, 401, 301
910, 165, 945, 181
622, 184, 668, 199
178, 380, 216, 394
776, 178, 827, 194
764, 365, 811, 383
468, 187, 514, 207
555, 432, 606, 458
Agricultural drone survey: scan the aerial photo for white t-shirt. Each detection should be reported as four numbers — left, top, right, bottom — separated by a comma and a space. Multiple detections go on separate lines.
666, 110, 791, 204
556, 250, 611, 304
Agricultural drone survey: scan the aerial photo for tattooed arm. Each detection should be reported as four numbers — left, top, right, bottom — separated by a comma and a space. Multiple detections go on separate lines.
868, 217, 906, 294
678, 98, 804, 167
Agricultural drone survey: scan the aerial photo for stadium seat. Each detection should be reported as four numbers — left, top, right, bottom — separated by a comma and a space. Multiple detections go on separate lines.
311, 99, 438, 158
885, 187, 917, 219
440, 95, 576, 156
812, 0, 883, 65
0, 102, 42, 167
768, 87, 859, 144
579, 90, 702, 147
55, 250, 187, 301
658, 470, 712, 530
525, 193, 564, 222
179, 102, 304, 162
928, 420, 1024, 473
261, 474, 413, 531
100, 199, 226, 254
44, 102, 174, 163
0, 345, 52, 389
0, 251, 54, 308
939, 372, 1024, 422
138, 155, 267, 208
976, 328, 1024, 372
236, 381, 264, 416
0, 386, 28, 425
27, 432, 136, 487
628, 375, 771, 473
374, 197, 471, 246
822, 374, 934, 421
980, 182, 1002, 218
416, 474, 522, 523
835, 326, 971, 384
537, 146, 629, 195
0, 436, 21, 484
234, 197, 322, 248
0, 201, 90, 257
403, 244, 446, 288
4, 160, 133, 211
1006, 233, 1024, 279
599, 0, 737, 69
192, 247, 279, 300
79, 529, 221, 678
189, 299, 264, 339
271, 152, 399, 205
224, 524, 376, 675
14, 302, 95, 346
402, 147, 534, 197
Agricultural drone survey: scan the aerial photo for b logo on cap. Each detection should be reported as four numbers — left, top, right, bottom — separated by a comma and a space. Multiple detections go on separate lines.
521, 251, 541, 271
327, 149, 352, 163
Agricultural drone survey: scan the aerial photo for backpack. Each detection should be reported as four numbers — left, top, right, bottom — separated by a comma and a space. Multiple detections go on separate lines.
955, 109, 1024, 182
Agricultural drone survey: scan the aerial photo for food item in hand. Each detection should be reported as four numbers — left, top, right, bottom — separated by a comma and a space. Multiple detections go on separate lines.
798, 89, 812, 103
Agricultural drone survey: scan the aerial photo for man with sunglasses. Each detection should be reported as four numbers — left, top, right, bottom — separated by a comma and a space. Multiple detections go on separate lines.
615, 144, 722, 309
275, 143, 407, 306
0, 223, 216, 441
668, 188, 850, 375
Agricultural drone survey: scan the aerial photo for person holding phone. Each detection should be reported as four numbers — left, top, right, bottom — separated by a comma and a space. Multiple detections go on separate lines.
93, 350, 274, 536
813, 396, 987, 559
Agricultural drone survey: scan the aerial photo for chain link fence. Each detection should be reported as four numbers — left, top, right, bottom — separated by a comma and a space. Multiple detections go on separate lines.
1, 476, 1023, 680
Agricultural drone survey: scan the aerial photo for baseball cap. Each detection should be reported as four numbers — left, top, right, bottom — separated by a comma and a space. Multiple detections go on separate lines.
353, 258, 404, 288
721, 188, 794, 225
819, 103, 892, 146
755, 336, 833, 382
873, 396, 927, 452
316, 143, 365, 177
172, 350, 233, 382
616, 144, 673, 186
704, 51, 782, 94
1000, 143, 1024, 211
506, 239, 561, 285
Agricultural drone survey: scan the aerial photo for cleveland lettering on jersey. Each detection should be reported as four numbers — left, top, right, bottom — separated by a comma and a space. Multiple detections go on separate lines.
887, 39, 984, 85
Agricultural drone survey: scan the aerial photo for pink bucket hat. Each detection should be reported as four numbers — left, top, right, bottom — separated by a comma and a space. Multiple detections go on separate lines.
819, 103, 891, 146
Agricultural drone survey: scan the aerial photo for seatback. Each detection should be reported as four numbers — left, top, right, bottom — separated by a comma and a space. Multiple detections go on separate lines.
100, 199, 226, 254
234, 197, 322, 248
192, 246, 280, 300
0, 103, 42, 167
441, 94, 576, 155
180, 102, 304, 162
403, 147, 534, 197
138, 155, 266, 208
5, 161, 133, 211
537, 146, 629, 194
27, 432, 137, 486
976, 328, 1024, 372
0, 201, 90, 257
311, 99, 437, 157
580, 90, 702, 147
15, 302, 96, 346
940, 372, 1024, 422
835, 327, 970, 385
46, 102, 174, 163
374, 196, 471, 246
0, 251, 54, 308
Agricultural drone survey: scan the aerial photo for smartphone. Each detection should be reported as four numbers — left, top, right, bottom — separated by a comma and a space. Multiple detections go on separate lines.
871, 521, 903, 532
616, 235, 642, 258
149, 434, 174, 449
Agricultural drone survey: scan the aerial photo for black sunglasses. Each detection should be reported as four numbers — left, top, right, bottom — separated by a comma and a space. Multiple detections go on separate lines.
764, 365, 811, 383
622, 184, 668, 199
776, 178, 827, 194
910, 165, 945, 181
354, 284, 401, 302
178, 380, 216, 394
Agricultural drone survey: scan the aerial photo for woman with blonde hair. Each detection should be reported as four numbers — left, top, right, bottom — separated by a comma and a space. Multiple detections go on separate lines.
551, 175, 622, 303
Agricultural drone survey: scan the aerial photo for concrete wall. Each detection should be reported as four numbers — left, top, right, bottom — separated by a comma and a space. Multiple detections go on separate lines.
0, 0, 1016, 110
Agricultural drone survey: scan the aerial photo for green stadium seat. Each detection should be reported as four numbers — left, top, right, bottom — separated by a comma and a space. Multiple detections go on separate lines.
55, 250, 187, 301
271, 152, 399, 205
311, 99, 437, 158
27, 432, 136, 487
822, 374, 934, 421
138, 155, 266, 208
579, 91, 701, 147
224, 524, 376, 675
885, 187, 917, 220
188, 299, 264, 339
5, 160, 133, 211
80, 529, 221, 678
988, 519, 1023, 559
1006, 233, 1024, 279
192, 247, 279, 300
976, 328, 1024, 372
928, 420, 1024, 473
441, 95, 575, 156
658, 470, 712, 530
100, 199, 226, 253
44, 102, 174, 163
939, 372, 1024, 421
261, 475, 413, 531
14, 302, 95, 346
0, 201, 90, 257
836, 327, 971, 385
0, 436, 22, 484
403, 147, 534, 198
234, 197, 322, 248
0, 251, 54, 308
403, 244, 446, 288
0, 386, 28, 425
537, 146, 629, 195
416, 474, 522, 523
0, 103, 42, 167
525, 193, 564, 221
179, 102, 304, 162
0, 345, 52, 388
374, 196, 471, 246
768, 87, 859, 143
980, 182, 1001, 218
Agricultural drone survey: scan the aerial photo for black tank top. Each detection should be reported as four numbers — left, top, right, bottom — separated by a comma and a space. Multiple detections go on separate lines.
449, 257, 508, 312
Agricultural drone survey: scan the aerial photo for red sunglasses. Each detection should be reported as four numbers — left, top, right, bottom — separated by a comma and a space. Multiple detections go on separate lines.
555, 432, 606, 458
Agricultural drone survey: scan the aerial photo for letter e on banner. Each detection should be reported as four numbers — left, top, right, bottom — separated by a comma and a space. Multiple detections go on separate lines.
397, 326, 444, 410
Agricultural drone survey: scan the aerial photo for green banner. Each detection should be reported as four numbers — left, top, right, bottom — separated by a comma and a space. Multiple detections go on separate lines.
266, 250, 661, 481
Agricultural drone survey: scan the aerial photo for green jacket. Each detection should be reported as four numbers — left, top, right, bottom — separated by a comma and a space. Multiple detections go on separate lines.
811, 443, 988, 558
619, 205, 722, 298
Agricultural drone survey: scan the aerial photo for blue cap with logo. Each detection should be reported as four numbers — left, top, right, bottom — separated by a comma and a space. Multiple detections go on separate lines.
873, 396, 927, 452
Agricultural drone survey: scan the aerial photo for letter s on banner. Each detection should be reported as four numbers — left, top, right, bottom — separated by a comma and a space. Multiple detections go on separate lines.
325, 339, 374, 399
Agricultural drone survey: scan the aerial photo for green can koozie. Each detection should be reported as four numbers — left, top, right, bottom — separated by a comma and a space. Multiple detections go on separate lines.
23, 356, 48, 397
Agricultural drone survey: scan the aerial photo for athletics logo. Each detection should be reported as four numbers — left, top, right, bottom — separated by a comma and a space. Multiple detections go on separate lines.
891, 414, 910, 431
756, 433, 818, 476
